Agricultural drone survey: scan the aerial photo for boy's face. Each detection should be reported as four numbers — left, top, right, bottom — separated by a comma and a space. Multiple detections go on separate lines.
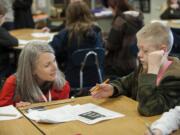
137, 40, 161, 69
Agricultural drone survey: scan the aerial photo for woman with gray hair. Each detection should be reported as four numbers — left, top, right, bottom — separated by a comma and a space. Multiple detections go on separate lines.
0, 41, 70, 107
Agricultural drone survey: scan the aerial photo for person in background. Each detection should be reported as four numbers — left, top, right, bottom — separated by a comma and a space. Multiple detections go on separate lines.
13, 0, 34, 29
42, 0, 82, 33
50, 1, 104, 91
91, 22, 180, 116
0, 0, 15, 30
0, 41, 70, 107
0, 3, 18, 88
42, 9, 66, 33
160, 0, 180, 20
144, 106, 180, 135
101, 0, 144, 79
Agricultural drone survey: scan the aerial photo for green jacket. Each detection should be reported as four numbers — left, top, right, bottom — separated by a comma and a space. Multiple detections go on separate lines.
111, 57, 180, 116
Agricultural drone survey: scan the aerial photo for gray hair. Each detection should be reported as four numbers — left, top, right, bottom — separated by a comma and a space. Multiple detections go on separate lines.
136, 22, 174, 53
14, 41, 66, 102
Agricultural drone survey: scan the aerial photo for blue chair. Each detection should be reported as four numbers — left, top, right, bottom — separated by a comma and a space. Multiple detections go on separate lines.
70, 48, 105, 97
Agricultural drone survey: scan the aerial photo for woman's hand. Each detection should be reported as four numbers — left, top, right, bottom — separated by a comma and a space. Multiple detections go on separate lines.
16, 101, 31, 107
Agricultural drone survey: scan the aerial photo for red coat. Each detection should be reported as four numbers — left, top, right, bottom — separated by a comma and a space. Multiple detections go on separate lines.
0, 75, 70, 106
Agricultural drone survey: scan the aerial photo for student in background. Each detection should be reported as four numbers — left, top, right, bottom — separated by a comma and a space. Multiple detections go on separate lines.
91, 22, 180, 116
0, 3, 18, 88
0, 0, 15, 30
160, 0, 180, 20
42, 0, 82, 33
13, 0, 34, 29
0, 41, 70, 107
144, 106, 180, 135
50, 1, 104, 89
102, 0, 144, 79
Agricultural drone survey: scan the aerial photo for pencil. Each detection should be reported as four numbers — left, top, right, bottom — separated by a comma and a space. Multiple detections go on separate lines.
0, 113, 17, 117
90, 79, 110, 93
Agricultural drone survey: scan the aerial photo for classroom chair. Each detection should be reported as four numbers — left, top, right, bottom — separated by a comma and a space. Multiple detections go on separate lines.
70, 48, 105, 97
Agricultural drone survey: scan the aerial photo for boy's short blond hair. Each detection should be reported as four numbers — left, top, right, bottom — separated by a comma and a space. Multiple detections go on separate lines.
136, 22, 174, 53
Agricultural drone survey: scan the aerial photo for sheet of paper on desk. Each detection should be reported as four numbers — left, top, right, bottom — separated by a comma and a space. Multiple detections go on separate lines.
31, 32, 55, 38
0, 105, 22, 121
18, 39, 30, 45
75, 103, 125, 124
26, 104, 78, 123
26, 103, 124, 124
18, 39, 49, 45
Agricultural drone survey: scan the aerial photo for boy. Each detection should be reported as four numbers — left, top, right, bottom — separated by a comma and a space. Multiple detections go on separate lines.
91, 22, 180, 116
0, 3, 18, 87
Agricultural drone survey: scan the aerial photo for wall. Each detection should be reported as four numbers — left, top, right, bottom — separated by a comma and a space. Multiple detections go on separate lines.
143, 0, 165, 24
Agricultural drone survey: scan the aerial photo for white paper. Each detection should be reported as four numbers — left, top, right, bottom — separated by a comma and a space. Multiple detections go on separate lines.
95, 10, 113, 17
75, 103, 124, 124
18, 39, 30, 45
26, 105, 77, 123
26, 103, 124, 124
31, 32, 55, 38
0, 105, 22, 121
18, 39, 49, 46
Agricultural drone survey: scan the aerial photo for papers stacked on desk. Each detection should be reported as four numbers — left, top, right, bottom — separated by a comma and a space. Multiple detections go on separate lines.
18, 32, 56, 46
0, 105, 22, 121
26, 103, 124, 124
26, 105, 77, 123
31, 32, 55, 40
94, 9, 113, 17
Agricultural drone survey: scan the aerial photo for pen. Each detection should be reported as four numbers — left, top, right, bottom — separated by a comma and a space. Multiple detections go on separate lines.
145, 122, 154, 135
0, 113, 17, 117
90, 79, 110, 93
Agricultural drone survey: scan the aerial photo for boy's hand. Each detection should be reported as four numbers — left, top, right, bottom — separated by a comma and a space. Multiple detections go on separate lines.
144, 129, 163, 135
91, 84, 114, 99
147, 50, 165, 74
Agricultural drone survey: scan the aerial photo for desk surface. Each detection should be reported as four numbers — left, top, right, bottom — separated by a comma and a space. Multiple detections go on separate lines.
21, 96, 160, 135
10, 29, 49, 40
10, 29, 53, 49
168, 20, 180, 28
1, 96, 180, 135
0, 116, 42, 135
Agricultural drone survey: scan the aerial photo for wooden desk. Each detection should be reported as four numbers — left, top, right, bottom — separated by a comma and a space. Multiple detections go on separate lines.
19, 96, 160, 135
1, 96, 179, 135
168, 20, 180, 29
10, 29, 53, 49
0, 116, 43, 135
152, 20, 180, 29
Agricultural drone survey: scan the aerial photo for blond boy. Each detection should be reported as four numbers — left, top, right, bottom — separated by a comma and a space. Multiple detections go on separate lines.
91, 22, 180, 116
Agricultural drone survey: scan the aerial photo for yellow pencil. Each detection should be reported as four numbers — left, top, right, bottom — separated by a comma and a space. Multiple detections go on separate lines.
90, 79, 110, 93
